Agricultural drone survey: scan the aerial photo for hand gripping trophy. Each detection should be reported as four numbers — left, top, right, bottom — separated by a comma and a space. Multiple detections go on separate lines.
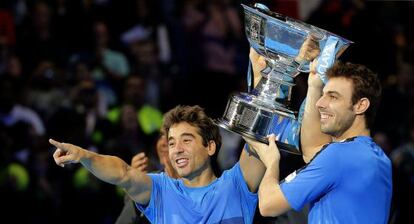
217, 3, 352, 154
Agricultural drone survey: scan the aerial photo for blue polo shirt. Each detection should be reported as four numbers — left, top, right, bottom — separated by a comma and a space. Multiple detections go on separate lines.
136, 162, 257, 224
280, 136, 392, 224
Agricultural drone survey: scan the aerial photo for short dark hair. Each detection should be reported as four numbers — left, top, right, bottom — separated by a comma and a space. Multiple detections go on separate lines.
162, 105, 222, 151
326, 61, 382, 129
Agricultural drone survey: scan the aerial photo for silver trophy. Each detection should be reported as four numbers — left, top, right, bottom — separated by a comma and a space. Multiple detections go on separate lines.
216, 4, 352, 154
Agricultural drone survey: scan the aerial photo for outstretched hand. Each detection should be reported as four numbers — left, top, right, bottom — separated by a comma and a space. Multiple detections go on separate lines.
50, 139, 86, 167
244, 135, 280, 168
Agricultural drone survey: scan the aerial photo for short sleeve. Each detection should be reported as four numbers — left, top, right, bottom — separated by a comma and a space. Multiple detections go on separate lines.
280, 145, 342, 211
135, 173, 165, 222
227, 162, 258, 198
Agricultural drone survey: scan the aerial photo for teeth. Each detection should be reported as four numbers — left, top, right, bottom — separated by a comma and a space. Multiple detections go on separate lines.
320, 113, 331, 119
176, 158, 187, 164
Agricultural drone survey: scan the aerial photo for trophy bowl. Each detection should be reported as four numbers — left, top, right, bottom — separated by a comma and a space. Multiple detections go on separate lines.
216, 3, 352, 155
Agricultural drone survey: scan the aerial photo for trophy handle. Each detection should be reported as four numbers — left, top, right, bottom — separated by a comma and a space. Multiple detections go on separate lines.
315, 36, 340, 84
297, 62, 310, 73
247, 60, 253, 92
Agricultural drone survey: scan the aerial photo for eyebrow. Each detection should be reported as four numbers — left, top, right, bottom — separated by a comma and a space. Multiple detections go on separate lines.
325, 90, 342, 97
168, 132, 196, 141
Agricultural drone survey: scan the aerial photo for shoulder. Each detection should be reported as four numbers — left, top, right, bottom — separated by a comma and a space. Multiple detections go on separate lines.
148, 172, 178, 186
317, 137, 363, 156
216, 162, 244, 186
220, 162, 241, 178
305, 139, 356, 169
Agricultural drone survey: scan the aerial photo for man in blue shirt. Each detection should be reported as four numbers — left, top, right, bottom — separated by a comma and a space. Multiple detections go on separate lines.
247, 54, 392, 223
50, 105, 265, 224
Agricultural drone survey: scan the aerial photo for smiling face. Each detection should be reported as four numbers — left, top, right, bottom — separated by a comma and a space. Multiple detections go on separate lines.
167, 122, 215, 179
316, 77, 357, 138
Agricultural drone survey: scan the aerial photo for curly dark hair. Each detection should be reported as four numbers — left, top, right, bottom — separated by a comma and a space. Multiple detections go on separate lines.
326, 61, 382, 129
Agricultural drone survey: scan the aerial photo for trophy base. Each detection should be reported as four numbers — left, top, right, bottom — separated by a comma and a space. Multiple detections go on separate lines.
217, 93, 302, 155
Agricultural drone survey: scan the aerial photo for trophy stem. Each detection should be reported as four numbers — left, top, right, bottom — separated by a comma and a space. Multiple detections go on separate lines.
254, 68, 295, 113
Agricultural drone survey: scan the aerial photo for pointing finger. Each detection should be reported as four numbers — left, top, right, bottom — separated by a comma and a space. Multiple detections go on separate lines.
49, 139, 68, 151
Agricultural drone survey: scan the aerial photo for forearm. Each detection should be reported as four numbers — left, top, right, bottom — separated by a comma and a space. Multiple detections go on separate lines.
80, 150, 131, 186
239, 147, 265, 192
301, 86, 331, 162
258, 162, 289, 216
51, 138, 151, 203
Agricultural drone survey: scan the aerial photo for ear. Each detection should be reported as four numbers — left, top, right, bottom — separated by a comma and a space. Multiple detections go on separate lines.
207, 140, 217, 156
354, 97, 370, 115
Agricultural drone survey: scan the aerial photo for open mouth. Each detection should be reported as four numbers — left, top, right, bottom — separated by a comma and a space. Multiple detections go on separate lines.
175, 158, 189, 168
320, 112, 333, 122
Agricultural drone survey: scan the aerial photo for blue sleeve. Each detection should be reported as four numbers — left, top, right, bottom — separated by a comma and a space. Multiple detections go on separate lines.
226, 162, 258, 201
280, 145, 342, 211
225, 162, 258, 222
135, 173, 165, 223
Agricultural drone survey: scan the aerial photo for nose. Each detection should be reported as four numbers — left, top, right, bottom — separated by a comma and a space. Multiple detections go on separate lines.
316, 95, 327, 109
171, 142, 184, 154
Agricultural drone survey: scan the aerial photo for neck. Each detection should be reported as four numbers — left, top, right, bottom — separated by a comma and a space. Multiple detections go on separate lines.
332, 116, 370, 142
182, 165, 217, 188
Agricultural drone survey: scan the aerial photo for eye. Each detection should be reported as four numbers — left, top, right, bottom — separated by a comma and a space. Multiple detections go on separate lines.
183, 138, 192, 144
329, 95, 337, 100
168, 141, 175, 148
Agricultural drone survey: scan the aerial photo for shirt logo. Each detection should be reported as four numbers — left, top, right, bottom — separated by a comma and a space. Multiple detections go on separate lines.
285, 171, 297, 183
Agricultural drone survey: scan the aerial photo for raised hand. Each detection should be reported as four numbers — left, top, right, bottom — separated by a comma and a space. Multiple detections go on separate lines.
295, 35, 320, 63
244, 135, 280, 168
131, 152, 149, 173
50, 139, 86, 167
308, 58, 324, 89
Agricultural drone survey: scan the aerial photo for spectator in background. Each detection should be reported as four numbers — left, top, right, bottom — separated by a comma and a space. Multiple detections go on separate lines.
376, 60, 414, 146
107, 76, 163, 144
91, 20, 130, 82
69, 80, 112, 146
24, 60, 67, 120
69, 20, 130, 107
0, 76, 45, 136
17, 1, 67, 71
121, 35, 164, 107
390, 115, 414, 223
201, 0, 243, 75
105, 103, 158, 168
115, 133, 179, 224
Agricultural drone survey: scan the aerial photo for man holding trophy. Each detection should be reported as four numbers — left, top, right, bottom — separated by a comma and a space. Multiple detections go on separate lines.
238, 4, 392, 224
49, 3, 392, 223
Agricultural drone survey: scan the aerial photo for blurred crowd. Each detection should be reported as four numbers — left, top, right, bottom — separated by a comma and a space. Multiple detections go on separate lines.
0, 0, 413, 223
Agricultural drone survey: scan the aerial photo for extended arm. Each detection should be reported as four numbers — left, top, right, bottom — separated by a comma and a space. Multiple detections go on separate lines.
50, 139, 152, 204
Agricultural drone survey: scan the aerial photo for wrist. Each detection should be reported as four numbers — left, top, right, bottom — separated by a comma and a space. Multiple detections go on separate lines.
79, 148, 92, 163
244, 143, 259, 158
265, 158, 279, 169
307, 82, 324, 91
